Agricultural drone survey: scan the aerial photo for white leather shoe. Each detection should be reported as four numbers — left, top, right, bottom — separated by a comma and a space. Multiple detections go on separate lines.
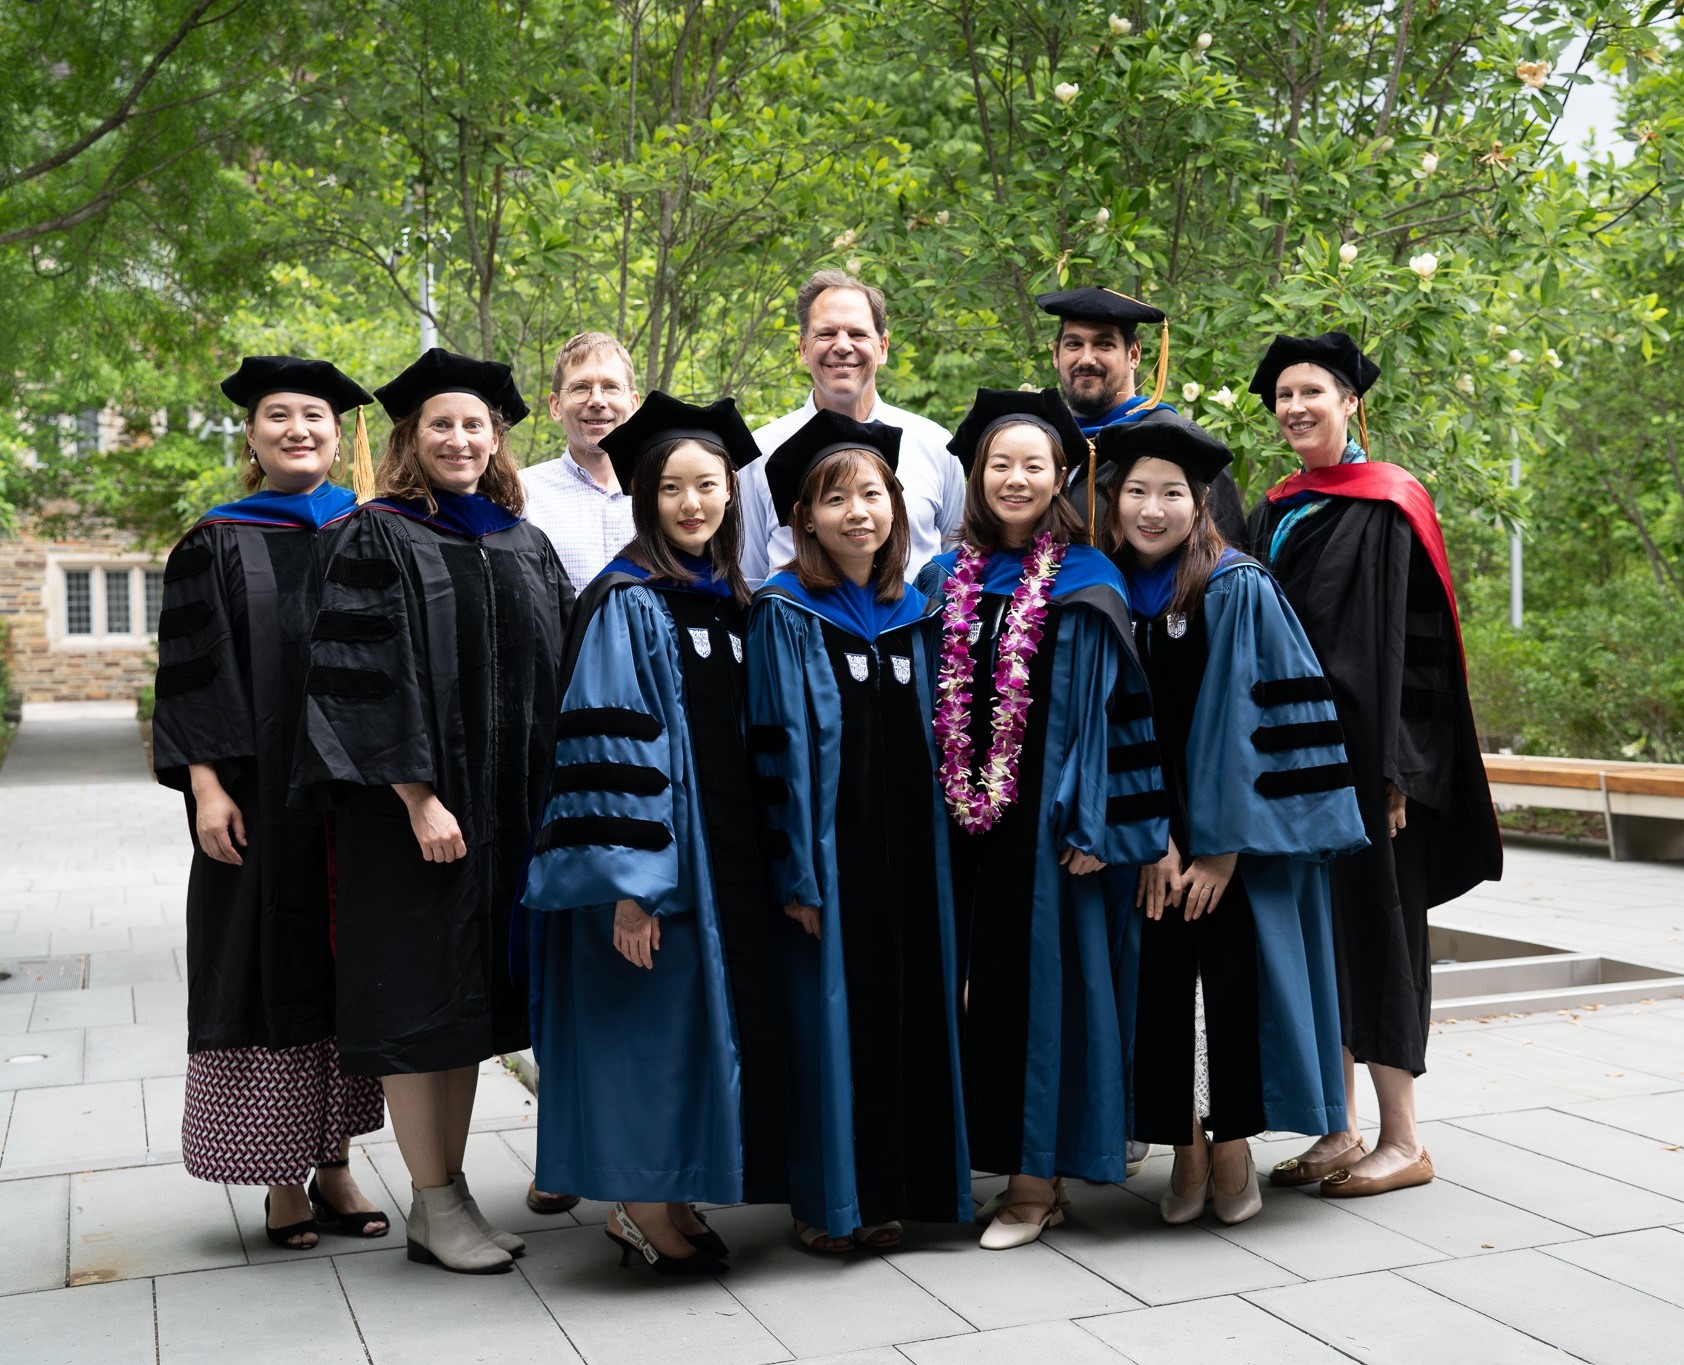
406, 1182, 513, 1274
979, 1182, 1066, 1250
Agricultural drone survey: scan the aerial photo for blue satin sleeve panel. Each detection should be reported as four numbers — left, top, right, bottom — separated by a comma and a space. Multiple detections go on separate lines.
745, 597, 838, 914
522, 586, 699, 916
1185, 564, 1368, 862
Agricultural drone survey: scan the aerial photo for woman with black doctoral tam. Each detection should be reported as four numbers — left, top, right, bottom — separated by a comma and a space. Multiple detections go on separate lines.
156, 356, 388, 1251
295, 347, 572, 1273
1243, 331, 1501, 1198
522, 393, 786, 1277
918, 388, 1169, 1250
747, 409, 969, 1255
1092, 410, 1365, 1227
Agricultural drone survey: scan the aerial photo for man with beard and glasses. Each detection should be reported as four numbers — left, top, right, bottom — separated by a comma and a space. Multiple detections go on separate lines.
1039, 287, 1245, 545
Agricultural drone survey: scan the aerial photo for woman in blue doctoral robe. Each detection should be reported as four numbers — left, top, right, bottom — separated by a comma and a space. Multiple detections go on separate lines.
918, 389, 1170, 1252
1090, 410, 1366, 1228
745, 409, 970, 1252
522, 393, 786, 1276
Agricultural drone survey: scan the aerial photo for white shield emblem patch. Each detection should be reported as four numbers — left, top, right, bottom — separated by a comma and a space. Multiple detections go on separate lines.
891, 655, 912, 685
728, 632, 744, 663
688, 627, 712, 658
1167, 612, 1188, 640
967, 620, 983, 646
845, 652, 870, 683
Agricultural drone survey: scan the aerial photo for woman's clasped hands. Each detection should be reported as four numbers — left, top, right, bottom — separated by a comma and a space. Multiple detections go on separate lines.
1135, 836, 1238, 921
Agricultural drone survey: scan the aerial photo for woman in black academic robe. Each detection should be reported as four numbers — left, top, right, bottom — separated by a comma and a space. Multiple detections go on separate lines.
154, 356, 388, 1249
295, 348, 571, 1273
1243, 332, 1502, 1198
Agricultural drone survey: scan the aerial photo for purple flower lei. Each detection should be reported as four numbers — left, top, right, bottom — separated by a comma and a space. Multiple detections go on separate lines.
932, 532, 1067, 833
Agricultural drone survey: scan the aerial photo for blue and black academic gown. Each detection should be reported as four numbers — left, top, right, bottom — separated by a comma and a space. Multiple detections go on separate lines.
746, 573, 969, 1238
523, 556, 788, 1205
154, 484, 357, 1054
293, 491, 571, 1075
1108, 550, 1368, 1146
915, 545, 1169, 1182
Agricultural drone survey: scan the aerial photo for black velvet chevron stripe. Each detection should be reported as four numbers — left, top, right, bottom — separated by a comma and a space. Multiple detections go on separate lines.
1251, 675, 1334, 707
164, 545, 212, 581
753, 774, 789, 806
1250, 720, 1344, 753
534, 814, 673, 854
761, 828, 792, 859
305, 665, 395, 700
748, 725, 789, 754
555, 706, 663, 741
1401, 687, 1456, 720
326, 554, 400, 588
154, 655, 219, 698
1108, 741, 1161, 773
1106, 789, 1169, 824
1110, 690, 1153, 722
312, 610, 397, 643
156, 601, 214, 639
1254, 762, 1354, 799
1405, 635, 1454, 667
549, 761, 669, 799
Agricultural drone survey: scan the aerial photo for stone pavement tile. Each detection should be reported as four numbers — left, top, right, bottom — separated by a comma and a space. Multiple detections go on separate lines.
1247, 1269, 1572, 1362
887, 1222, 1141, 1330
518, 1224, 788, 1365
4, 1080, 146, 1170
337, 1243, 582, 1363
1494, 1018, 1684, 1084
90, 905, 172, 931
49, 926, 137, 956
1403, 1247, 1684, 1364
0, 994, 34, 1031
0, 1174, 69, 1295
70, 1164, 243, 1283
1426, 1121, 1684, 1234
1557, 1091, 1684, 1145
0, 928, 52, 955
27, 870, 162, 893
127, 926, 186, 953
87, 949, 181, 989
491, 1126, 601, 1227
1046, 1183, 1299, 1305
154, 1259, 365, 1364
0, 909, 16, 931
228, 1147, 399, 1261
452, 1129, 580, 1236
1201, 1176, 1449, 1280
0, 1278, 157, 1365
794, 1353, 910, 1365
1443, 1031, 1681, 1101
1544, 1226, 1684, 1310
1409, 1057, 1597, 1122
1326, 1164, 1582, 1258
1458, 1107, 1684, 1202
83, 1020, 188, 1084
29, 985, 135, 1032
141, 1077, 184, 1157
132, 981, 188, 1026
467, 1057, 540, 1126
702, 1202, 971, 1356
899, 1320, 1125, 1364
15, 906, 94, 933
1080, 1294, 1353, 1364
0, 891, 58, 914
0, 1026, 84, 1091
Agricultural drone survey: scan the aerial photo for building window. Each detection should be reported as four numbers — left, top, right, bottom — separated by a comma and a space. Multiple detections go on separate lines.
144, 569, 166, 634
105, 568, 131, 634
50, 561, 166, 646
64, 569, 93, 635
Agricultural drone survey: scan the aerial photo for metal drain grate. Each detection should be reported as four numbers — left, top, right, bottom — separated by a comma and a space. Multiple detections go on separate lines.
0, 956, 90, 993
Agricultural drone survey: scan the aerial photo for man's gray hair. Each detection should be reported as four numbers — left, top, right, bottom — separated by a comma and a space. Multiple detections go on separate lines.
795, 269, 887, 336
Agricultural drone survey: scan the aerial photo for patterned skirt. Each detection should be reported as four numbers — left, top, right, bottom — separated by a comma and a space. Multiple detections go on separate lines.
182, 1036, 386, 1185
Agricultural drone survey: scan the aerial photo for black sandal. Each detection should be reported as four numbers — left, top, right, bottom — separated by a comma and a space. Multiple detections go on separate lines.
263, 1191, 319, 1250
307, 1160, 390, 1238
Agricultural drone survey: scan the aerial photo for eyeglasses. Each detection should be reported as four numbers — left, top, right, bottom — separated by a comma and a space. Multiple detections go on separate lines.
562, 381, 628, 401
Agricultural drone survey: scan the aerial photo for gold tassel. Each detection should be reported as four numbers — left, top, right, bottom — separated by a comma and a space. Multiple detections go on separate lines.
1357, 398, 1370, 456
1150, 318, 1170, 408
350, 407, 376, 503
1086, 436, 1098, 547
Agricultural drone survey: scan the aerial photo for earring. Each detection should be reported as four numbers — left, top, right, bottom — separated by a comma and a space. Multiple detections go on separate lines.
246, 445, 258, 465
332, 445, 341, 463
805, 524, 814, 533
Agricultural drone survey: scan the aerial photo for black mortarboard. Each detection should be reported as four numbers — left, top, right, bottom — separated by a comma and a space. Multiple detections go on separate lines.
373, 347, 531, 426
763, 409, 901, 526
1037, 286, 1172, 409
220, 356, 372, 414
946, 387, 1089, 477
1248, 331, 1381, 412
599, 390, 758, 494
1093, 409, 1233, 485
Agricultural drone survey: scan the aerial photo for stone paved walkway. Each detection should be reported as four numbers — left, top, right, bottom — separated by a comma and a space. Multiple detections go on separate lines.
1, 714, 1682, 1363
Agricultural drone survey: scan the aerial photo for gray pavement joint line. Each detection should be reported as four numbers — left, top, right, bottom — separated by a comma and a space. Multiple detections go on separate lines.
1059, 1316, 1140, 1360
1385, 1262, 1598, 1364
1448, 1030, 1684, 1089
1219, 1293, 1367, 1364
150, 1277, 161, 1365
329, 1256, 376, 1365
510, 1260, 589, 1363
709, 1251, 803, 1359
60, 1173, 71, 1296
1440, 1106, 1684, 1198
1212, 1178, 1458, 1269
1534, 1228, 1684, 1309
876, 1232, 986, 1336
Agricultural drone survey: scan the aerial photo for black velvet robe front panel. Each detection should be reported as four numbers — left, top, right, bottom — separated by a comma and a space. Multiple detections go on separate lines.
154, 522, 340, 1054
295, 507, 571, 1074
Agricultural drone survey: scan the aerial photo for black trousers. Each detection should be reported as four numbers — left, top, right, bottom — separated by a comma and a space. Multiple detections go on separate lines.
1132, 876, 1267, 1145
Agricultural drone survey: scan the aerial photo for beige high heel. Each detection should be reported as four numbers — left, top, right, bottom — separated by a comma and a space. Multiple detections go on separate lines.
1160, 1142, 1213, 1225
1211, 1146, 1263, 1225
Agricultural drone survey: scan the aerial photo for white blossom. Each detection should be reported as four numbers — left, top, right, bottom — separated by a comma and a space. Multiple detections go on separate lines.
1095, 207, 1111, 225
1455, 374, 1475, 396
845, 256, 862, 274
1338, 242, 1359, 266
1409, 251, 1439, 280
1195, 32, 1213, 50
1544, 347, 1562, 369
1506, 348, 1525, 365
1515, 60, 1551, 90
1421, 152, 1439, 174
832, 228, 856, 249
1054, 82, 1080, 105
1109, 14, 1132, 35
934, 210, 951, 226
1182, 381, 1202, 402
1210, 386, 1236, 409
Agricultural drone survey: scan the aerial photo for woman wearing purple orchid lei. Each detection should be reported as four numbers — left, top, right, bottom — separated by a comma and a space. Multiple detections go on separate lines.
915, 388, 1170, 1251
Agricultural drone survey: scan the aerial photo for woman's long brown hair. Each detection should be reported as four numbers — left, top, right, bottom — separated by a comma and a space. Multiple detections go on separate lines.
1094, 457, 1229, 620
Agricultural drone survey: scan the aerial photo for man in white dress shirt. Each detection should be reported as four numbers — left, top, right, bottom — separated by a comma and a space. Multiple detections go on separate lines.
739, 270, 965, 587
520, 331, 640, 591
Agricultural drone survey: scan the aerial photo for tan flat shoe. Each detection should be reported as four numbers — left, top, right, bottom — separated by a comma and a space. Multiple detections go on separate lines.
1321, 1149, 1434, 1198
1269, 1137, 1368, 1188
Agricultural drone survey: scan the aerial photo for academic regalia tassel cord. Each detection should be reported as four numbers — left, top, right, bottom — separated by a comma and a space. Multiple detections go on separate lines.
351, 407, 376, 503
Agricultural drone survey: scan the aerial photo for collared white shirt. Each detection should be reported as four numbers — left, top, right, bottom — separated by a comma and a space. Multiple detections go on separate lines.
520, 449, 635, 591
739, 393, 965, 588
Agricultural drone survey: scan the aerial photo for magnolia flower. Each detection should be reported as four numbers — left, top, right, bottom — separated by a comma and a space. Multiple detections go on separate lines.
1515, 60, 1550, 90
845, 256, 862, 274
1182, 381, 1202, 402
1210, 386, 1236, 409
934, 209, 951, 226
832, 228, 856, 249
1019, 382, 1037, 392
1109, 14, 1132, 35
1544, 347, 1562, 369
1095, 207, 1112, 225
1490, 323, 1509, 337
1195, 32, 1213, 50
1421, 152, 1439, 174
1339, 242, 1359, 266
1506, 348, 1525, 365
1054, 82, 1080, 104
1409, 251, 1439, 280
1455, 374, 1476, 396
1590, 287, 1601, 300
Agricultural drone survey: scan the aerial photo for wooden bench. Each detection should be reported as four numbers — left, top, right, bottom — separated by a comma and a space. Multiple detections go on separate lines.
1482, 753, 1684, 861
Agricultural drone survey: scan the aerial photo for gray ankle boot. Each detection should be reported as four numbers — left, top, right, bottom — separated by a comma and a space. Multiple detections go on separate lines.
450, 1171, 526, 1256
406, 1182, 513, 1274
